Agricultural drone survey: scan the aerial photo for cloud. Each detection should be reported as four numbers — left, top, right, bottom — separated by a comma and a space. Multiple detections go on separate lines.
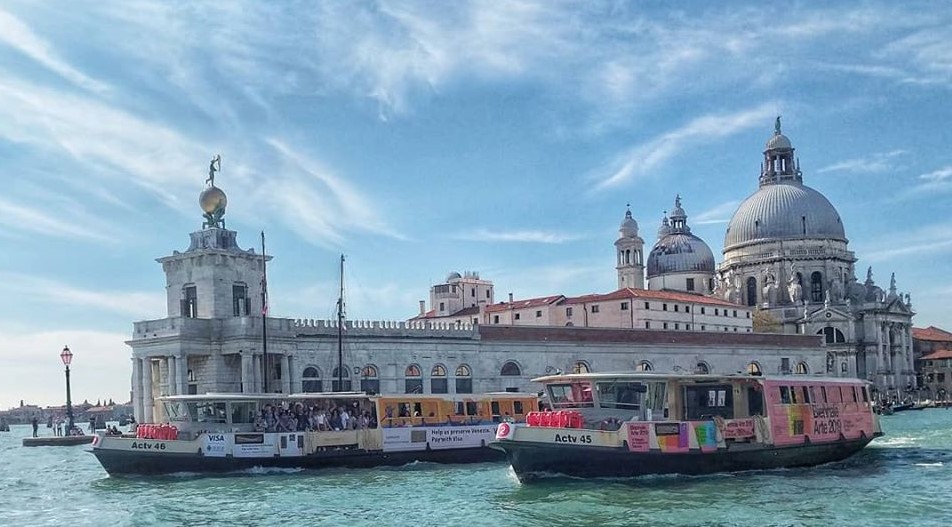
856, 221, 952, 263
692, 200, 741, 225
595, 105, 776, 190
0, 272, 164, 320
0, 197, 115, 243
453, 228, 582, 244
816, 149, 907, 174
0, 7, 108, 93
0, 326, 131, 409
894, 165, 952, 200
919, 166, 952, 182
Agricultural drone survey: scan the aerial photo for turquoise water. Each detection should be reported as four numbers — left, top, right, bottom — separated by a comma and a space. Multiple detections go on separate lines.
1, 411, 950, 527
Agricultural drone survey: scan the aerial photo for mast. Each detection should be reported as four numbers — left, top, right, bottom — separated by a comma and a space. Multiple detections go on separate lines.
337, 254, 345, 392
261, 231, 269, 394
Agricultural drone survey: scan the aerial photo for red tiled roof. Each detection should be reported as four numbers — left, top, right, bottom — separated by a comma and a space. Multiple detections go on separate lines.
912, 326, 952, 342
562, 288, 745, 308
919, 349, 952, 361
484, 295, 566, 313
479, 325, 818, 347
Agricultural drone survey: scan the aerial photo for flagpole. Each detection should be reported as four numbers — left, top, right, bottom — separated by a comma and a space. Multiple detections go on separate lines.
337, 254, 345, 392
261, 231, 268, 394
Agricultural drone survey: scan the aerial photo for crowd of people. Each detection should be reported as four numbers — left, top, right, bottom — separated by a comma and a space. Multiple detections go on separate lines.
253, 400, 376, 433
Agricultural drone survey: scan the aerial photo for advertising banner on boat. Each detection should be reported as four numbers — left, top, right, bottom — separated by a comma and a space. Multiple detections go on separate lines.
202, 433, 232, 457
381, 428, 428, 452
626, 422, 651, 452
655, 422, 689, 453
722, 418, 755, 439
232, 433, 277, 458
427, 425, 497, 450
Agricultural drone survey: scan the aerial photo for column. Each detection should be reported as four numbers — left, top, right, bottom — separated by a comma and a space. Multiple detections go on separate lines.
241, 351, 252, 394
167, 355, 178, 396
132, 358, 143, 423
142, 359, 154, 423
287, 355, 296, 394
281, 354, 291, 394
176, 354, 188, 395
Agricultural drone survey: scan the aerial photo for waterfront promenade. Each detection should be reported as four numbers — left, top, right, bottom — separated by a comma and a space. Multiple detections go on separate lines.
0, 411, 950, 526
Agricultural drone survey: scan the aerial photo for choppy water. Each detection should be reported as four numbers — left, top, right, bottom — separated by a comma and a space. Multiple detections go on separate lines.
1, 410, 951, 527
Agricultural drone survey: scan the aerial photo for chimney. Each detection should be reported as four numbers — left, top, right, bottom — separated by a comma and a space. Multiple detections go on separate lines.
508, 292, 513, 304
419, 300, 425, 316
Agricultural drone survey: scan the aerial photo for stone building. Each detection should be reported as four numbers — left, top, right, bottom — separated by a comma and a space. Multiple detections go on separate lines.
716, 119, 916, 392
127, 160, 822, 424
646, 195, 716, 294
918, 350, 952, 402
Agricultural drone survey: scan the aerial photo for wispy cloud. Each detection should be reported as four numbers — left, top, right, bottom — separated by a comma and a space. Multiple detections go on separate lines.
692, 200, 741, 225
0, 197, 114, 243
894, 165, 952, 200
816, 149, 907, 174
595, 105, 776, 190
856, 221, 952, 263
0, 7, 108, 93
0, 273, 164, 319
454, 229, 582, 244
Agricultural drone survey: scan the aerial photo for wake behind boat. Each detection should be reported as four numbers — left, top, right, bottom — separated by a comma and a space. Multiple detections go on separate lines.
491, 372, 882, 482
90, 391, 536, 476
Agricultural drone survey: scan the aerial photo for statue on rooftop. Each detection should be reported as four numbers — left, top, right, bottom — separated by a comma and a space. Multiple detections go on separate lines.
206, 154, 221, 187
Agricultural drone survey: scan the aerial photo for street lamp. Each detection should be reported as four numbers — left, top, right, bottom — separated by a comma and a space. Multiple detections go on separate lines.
60, 345, 75, 435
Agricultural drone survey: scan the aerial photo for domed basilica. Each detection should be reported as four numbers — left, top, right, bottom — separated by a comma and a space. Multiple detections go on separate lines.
633, 119, 916, 393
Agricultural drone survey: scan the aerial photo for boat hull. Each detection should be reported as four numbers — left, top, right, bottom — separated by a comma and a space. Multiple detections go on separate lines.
492, 436, 875, 482
90, 446, 504, 476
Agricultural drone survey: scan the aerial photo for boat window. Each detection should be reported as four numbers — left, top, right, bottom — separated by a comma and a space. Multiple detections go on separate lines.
230, 402, 257, 424
790, 386, 799, 405
779, 386, 791, 405
548, 383, 595, 409
466, 402, 478, 416
163, 401, 189, 422
190, 401, 227, 423
595, 381, 646, 410
747, 386, 765, 416
851, 387, 858, 403
643, 382, 667, 420
861, 387, 869, 403
514, 401, 524, 415
821, 386, 828, 403
491, 401, 501, 417
683, 384, 734, 420
804, 386, 812, 404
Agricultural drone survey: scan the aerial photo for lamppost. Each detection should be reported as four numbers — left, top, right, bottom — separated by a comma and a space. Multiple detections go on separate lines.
60, 345, 75, 435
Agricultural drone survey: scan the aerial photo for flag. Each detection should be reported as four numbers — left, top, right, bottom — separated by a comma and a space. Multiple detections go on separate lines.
261, 275, 269, 316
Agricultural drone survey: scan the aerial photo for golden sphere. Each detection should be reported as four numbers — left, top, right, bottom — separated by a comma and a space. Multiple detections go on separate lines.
199, 186, 227, 214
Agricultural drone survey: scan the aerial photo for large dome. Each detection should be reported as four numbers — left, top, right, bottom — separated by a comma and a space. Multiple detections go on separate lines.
646, 232, 715, 278
724, 182, 846, 250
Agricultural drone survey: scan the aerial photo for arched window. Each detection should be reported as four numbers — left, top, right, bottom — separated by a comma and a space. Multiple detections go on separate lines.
746, 277, 758, 306
302, 366, 322, 392
746, 362, 763, 376
360, 365, 379, 394
431, 364, 448, 394
405, 364, 423, 394
635, 360, 653, 372
455, 364, 473, 394
572, 361, 591, 374
695, 362, 710, 374
500, 361, 521, 376
817, 327, 846, 344
795, 362, 809, 374
811, 271, 823, 302
331, 365, 351, 392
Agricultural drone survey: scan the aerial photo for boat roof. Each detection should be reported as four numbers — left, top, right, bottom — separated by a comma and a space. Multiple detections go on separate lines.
532, 372, 871, 385
158, 391, 537, 403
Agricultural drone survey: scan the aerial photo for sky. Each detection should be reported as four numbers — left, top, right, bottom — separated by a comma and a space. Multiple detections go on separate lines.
1, 1, 951, 409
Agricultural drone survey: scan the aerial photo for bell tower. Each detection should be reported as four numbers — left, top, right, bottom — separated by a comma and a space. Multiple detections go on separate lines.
615, 205, 645, 289
157, 156, 271, 319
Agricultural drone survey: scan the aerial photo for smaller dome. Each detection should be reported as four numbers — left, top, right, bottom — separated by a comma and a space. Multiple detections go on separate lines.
619, 207, 639, 237
646, 233, 715, 278
199, 186, 227, 214
766, 133, 792, 151
446, 271, 462, 281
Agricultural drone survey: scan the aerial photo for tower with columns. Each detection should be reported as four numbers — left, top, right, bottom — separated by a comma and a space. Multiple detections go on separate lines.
615, 205, 645, 289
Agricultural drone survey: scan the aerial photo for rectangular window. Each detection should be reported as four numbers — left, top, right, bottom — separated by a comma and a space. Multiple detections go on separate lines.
685, 306, 690, 313
686, 278, 695, 291
715, 308, 719, 316
674, 323, 680, 330
663, 304, 668, 311
514, 401, 524, 415
232, 284, 248, 317
821, 386, 828, 403
804, 386, 812, 404
405, 378, 424, 394
591, 305, 600, 313
861, 387, 869, 403
733, 310, 738, 317
471, 288, 475, 297
456, 378, 473, 394
439, 302, 445, 311
566, 307, 573, 317
644, 302, 650, 309
700, 307, 706, 314
747, 312, 751, 318
645, 321, 651, 329
486, 290, 490, 299
493, 315, 499, 324
790, 386, 799, 404
431, 378, 448, 394
852, 387, 858, 402
808, 386, 817, 404
514, 313, 521, 320
182, 286, 198, 318
780, 386, 791, 404
674, 305, 679, 312
781, 357, 791, 374
663, 322, 668, 329
621, 302, 629, 311
686, 324, 691, 331
535, 310, 542, 318
939, 373, 946, 383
